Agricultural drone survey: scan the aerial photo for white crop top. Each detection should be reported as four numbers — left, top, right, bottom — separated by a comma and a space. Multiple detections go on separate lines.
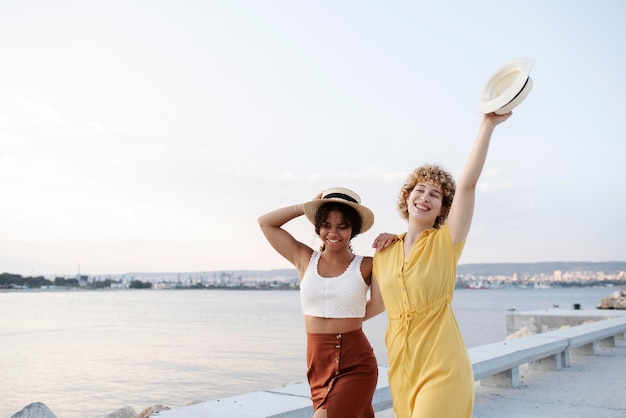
300, 251, 369, 318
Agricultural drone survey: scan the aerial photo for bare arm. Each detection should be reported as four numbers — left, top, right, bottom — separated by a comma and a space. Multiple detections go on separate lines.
447, 112, 512, 245
364, 274, 385, 320
257, 203, 313, 274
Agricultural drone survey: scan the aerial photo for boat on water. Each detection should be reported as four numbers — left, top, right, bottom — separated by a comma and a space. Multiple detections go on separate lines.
533, 282, 551, 289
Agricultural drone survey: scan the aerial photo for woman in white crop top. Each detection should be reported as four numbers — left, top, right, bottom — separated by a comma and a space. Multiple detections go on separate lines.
258, 187, 393, 418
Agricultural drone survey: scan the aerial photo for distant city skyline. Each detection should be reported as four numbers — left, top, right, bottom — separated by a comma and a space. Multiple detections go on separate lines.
13, 260, 622, 281
4, 261, 623, 291
1, 1, 625, 276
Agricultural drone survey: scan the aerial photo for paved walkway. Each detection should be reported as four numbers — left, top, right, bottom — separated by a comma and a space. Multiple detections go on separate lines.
376, 339, 626, 418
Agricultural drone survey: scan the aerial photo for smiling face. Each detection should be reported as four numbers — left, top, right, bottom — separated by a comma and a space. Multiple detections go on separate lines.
314, 202, 362, 252
397, 164, 456, 228
314, 202, 362, 238
318, 210, 354, 251
407, 182, 444, 227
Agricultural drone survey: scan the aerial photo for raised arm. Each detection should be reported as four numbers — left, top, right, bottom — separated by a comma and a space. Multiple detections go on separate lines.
447, 112, 512, 245
258, 202, 314, 274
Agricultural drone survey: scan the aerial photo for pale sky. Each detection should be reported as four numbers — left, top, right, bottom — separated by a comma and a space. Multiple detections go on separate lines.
1, 1, 625, 277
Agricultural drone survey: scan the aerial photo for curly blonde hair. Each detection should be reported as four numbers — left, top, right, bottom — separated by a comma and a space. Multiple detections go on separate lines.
397, 164, 456, 229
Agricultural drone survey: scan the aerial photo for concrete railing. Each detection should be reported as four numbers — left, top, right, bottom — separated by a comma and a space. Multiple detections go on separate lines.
155, 315, 626, 418
468, 315, 626, 388
155, 366, 391, 418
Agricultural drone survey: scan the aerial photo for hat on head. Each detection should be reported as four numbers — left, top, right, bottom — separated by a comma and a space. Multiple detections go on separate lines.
302, 187, 374, 233
478, 57, 534, 115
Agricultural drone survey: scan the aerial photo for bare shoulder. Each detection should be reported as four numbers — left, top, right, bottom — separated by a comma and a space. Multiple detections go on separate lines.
359, 255, 373, 284
361, 255, 373, 266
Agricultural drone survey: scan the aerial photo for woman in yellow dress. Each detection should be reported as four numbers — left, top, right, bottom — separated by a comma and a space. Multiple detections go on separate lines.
367, 112, 512, 417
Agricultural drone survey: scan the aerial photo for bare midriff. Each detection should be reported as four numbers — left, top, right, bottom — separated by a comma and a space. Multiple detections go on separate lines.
304, 316, 364, 334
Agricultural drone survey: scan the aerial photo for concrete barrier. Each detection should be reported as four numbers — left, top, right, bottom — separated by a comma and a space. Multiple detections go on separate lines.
154, 315, 626, 417
468, 316, 626, 388
154, 366, 391, 418
468, 335, 568, 388
506, 307, 626, 336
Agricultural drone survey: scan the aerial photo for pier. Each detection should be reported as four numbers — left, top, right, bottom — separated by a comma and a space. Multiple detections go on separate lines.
154, 310, 626, 418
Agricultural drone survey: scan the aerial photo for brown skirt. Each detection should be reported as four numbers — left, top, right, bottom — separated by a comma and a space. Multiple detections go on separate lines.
306, 328, 378, 418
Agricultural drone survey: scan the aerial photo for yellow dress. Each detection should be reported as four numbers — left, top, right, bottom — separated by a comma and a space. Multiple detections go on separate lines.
373, 224, 473, 418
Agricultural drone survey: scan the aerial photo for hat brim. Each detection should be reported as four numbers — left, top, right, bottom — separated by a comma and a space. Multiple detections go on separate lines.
302, 198, 374, 234
479, 57, 534, 114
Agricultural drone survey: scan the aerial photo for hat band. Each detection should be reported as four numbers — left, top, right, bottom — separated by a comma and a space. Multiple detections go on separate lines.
501, 77, 530, 107
324, 192, 358, 204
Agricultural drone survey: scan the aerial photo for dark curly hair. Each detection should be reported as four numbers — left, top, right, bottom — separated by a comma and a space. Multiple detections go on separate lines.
397, 164, 456, 229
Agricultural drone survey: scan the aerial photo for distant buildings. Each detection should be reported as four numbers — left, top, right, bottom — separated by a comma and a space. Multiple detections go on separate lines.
457, 269, 625, 289
4, 263, 626, 290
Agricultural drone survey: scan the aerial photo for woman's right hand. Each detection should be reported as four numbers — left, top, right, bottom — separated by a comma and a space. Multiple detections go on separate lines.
371, 233, 398, 251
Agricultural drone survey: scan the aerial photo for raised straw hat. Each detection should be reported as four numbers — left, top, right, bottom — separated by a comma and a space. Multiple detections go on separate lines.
479, 57, 534, 115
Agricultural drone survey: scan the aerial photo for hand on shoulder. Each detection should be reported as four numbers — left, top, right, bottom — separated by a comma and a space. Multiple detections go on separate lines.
371, 232, 398, 251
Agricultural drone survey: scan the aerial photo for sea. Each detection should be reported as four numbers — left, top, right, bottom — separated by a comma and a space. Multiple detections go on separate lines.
0, 286, 619, 418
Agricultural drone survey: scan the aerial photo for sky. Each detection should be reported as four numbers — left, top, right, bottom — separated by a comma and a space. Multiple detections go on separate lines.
1, 1, 625, 277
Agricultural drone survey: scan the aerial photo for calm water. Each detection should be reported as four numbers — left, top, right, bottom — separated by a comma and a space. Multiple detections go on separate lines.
0, 286, 616, 417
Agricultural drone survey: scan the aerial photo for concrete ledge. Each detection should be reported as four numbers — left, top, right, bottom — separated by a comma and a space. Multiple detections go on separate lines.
532, 316, 626, 365
155, 388, 312, 418
506, 308, 626, 336
468, 336, 567, 387
537, 316, 626, 348
155, 314, 626, 417
155, 366, 391, 418
470, 316, 626, 387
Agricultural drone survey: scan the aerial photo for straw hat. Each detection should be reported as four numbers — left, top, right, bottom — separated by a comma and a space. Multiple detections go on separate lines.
302, 187, 374, 233
479, 57, 534, 115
